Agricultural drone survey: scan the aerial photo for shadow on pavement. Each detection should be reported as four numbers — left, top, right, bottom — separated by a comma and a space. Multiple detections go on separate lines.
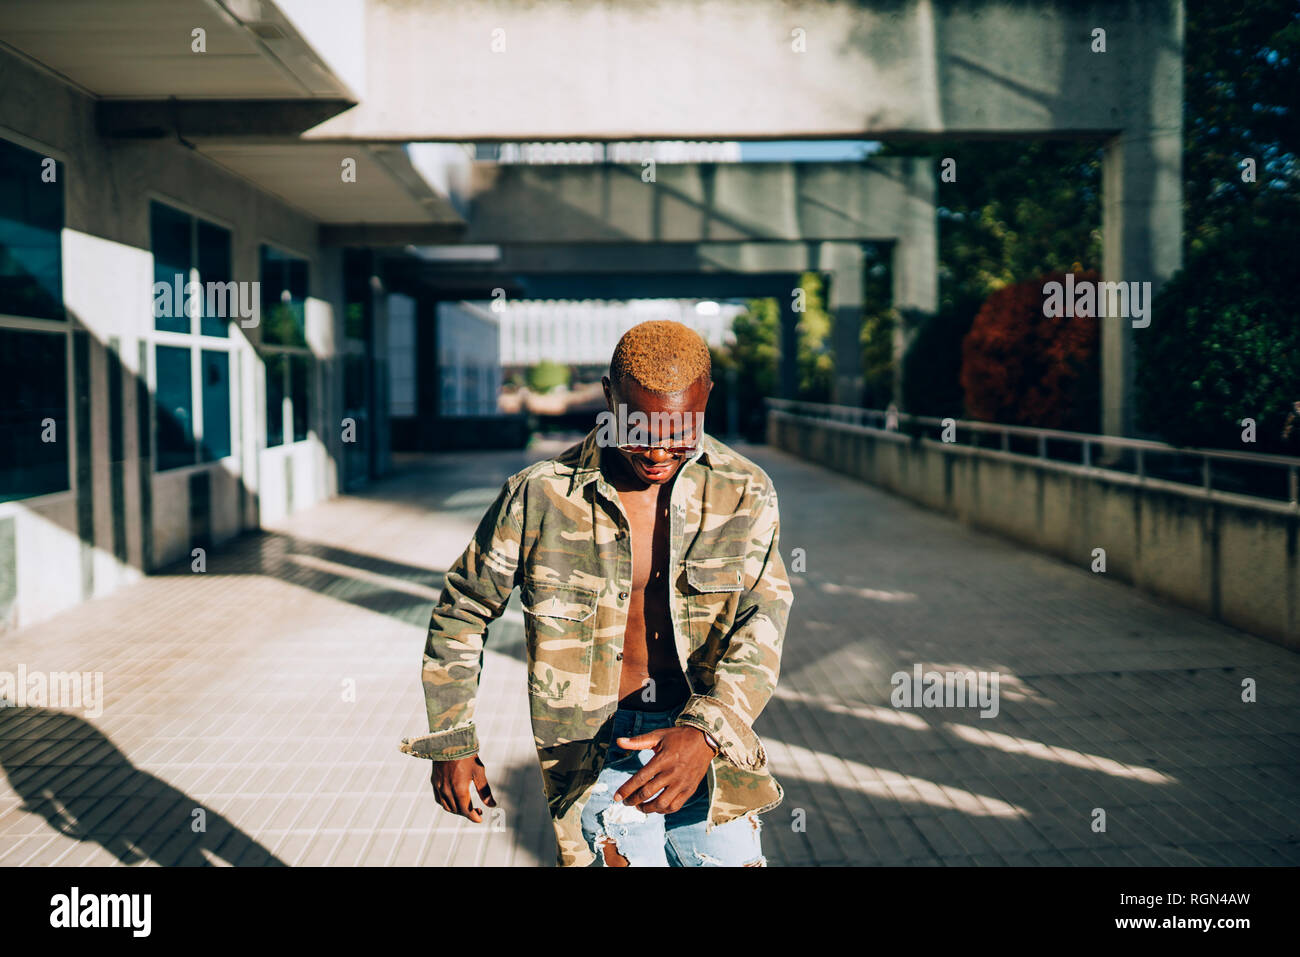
0, 704, 286, 866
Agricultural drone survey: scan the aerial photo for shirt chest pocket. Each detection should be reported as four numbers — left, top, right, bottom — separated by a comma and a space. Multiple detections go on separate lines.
522, 578, 597, 705
683, 555, 746, 652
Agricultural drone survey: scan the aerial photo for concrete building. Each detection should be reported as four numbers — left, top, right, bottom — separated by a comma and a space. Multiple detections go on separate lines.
0, 66, 352, 631
0, 5, 422, 630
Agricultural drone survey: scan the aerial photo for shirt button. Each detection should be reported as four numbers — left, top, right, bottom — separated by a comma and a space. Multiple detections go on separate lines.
618, 591, 629, 600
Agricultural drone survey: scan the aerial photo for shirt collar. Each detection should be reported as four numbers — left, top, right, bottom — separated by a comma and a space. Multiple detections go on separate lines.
571, 423, 715, 493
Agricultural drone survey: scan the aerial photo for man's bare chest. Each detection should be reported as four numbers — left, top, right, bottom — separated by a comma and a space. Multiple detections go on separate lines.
615, 490, 671, 593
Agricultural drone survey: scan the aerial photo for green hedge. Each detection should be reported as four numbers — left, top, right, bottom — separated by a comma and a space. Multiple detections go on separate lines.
1136, 195, 1300, 452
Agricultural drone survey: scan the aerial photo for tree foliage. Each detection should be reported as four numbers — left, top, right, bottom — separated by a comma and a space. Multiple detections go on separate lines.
961, 270, 1100, 432
712, 296, 778, 441
1135, 1, 1300, 450
525, 359, 570, 393
858, 244, 896, 408
794, 273, 833, 404
715, 2, 1299, 448
1137, 195, 1300, 450
891, 140, 1104, 421
1182, 0, 1300, 256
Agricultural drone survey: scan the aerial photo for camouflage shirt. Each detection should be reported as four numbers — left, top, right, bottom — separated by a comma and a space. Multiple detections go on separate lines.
398, 425, 794, 866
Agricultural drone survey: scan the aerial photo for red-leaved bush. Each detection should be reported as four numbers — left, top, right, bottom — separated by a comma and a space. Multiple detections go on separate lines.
960, 270, 1100, 431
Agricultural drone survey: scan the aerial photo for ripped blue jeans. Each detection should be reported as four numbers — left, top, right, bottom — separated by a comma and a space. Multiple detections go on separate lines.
580, 704, 767, 866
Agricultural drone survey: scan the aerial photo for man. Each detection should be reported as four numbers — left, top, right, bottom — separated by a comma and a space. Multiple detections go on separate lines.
399, 319, 793, 866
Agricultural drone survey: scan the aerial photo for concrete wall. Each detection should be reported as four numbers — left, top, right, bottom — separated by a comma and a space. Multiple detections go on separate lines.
769, 413, 1300, 651
306, 0, 1180, 141
0, 49, 345, 631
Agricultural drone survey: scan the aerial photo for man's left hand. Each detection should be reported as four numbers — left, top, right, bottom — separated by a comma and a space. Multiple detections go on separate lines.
612, 726, 717, 814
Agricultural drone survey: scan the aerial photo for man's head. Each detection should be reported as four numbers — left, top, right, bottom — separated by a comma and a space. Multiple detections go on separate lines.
601, 320, 713, 487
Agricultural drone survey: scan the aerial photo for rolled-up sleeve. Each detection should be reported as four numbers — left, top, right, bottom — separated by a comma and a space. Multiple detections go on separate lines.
675, 478, 792, 770
398, 476, 524, 761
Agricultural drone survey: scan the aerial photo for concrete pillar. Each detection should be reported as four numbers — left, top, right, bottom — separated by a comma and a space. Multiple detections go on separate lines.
318, 246, 346, 497
822, 242, 865, 406
1100, 3, 1183, 437
368, 270, 392, 475
1101, 128, 1183, 437
892, 158, 939, 409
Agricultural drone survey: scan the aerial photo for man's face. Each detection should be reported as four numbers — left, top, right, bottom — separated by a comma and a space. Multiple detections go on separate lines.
601, 374, 711, 487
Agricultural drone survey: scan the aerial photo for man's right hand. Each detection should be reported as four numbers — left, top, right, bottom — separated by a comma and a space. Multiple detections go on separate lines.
430, 755, 496, 822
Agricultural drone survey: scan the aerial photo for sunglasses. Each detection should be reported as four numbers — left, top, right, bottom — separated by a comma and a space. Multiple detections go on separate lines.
616, 443, 700, 457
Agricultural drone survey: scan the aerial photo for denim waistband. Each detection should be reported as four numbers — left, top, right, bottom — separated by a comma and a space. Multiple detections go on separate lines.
611, 703, 686, 739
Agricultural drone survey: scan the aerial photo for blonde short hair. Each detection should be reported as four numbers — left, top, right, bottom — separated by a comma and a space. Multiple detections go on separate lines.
609, 320, 712, 395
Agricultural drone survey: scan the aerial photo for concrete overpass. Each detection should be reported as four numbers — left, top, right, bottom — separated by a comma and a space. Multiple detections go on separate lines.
314, 0, 1183, 437
366, 159, 938, 407
2, 0, 1185, 435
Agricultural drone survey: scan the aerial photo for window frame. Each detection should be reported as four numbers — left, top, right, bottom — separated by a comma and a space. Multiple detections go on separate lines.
146, 195, 239, 476
0, 126, 68, 325
258, 239, 315, 450
0, 128, 73, 506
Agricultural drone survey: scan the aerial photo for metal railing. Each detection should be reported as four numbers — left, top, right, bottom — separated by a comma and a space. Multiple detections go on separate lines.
766, 399, 1300, 508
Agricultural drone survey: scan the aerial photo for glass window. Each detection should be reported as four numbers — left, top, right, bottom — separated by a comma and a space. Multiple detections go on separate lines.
288, 258, 308, 310
151, 201, 233, 337
344, 353, 366, 415
261, 244, 311, 448
266, 353, 286, 447
150, 202, 191, 334
155, 345, 194, 471
343, 249, 372, 342
289, 354, 310, 442
0, 138, 64, 321
150, 202, 235, 470
260, 245, 308, 347
263, 351, 313, 448
344, 302, 366, 342
388, 300, 416, 416
441, 367, 456, 412
0, 328, 68, 501
200, 350, 231, 460
197, 221, 233, 338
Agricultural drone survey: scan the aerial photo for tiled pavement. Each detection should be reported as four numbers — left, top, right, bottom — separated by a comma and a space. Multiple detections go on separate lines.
2, 438, 1298, 866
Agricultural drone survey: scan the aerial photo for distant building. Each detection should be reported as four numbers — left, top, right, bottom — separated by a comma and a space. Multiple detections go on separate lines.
387, 294, 418, 418
480, 142, 742, 164
437, 302, 502, 416
497, 299, 742, 368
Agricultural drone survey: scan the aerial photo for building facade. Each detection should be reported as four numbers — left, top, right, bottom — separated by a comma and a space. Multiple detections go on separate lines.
0, 49, 390, 632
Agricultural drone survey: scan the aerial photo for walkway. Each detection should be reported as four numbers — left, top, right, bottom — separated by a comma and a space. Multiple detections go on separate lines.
1, 440, 1297, 866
